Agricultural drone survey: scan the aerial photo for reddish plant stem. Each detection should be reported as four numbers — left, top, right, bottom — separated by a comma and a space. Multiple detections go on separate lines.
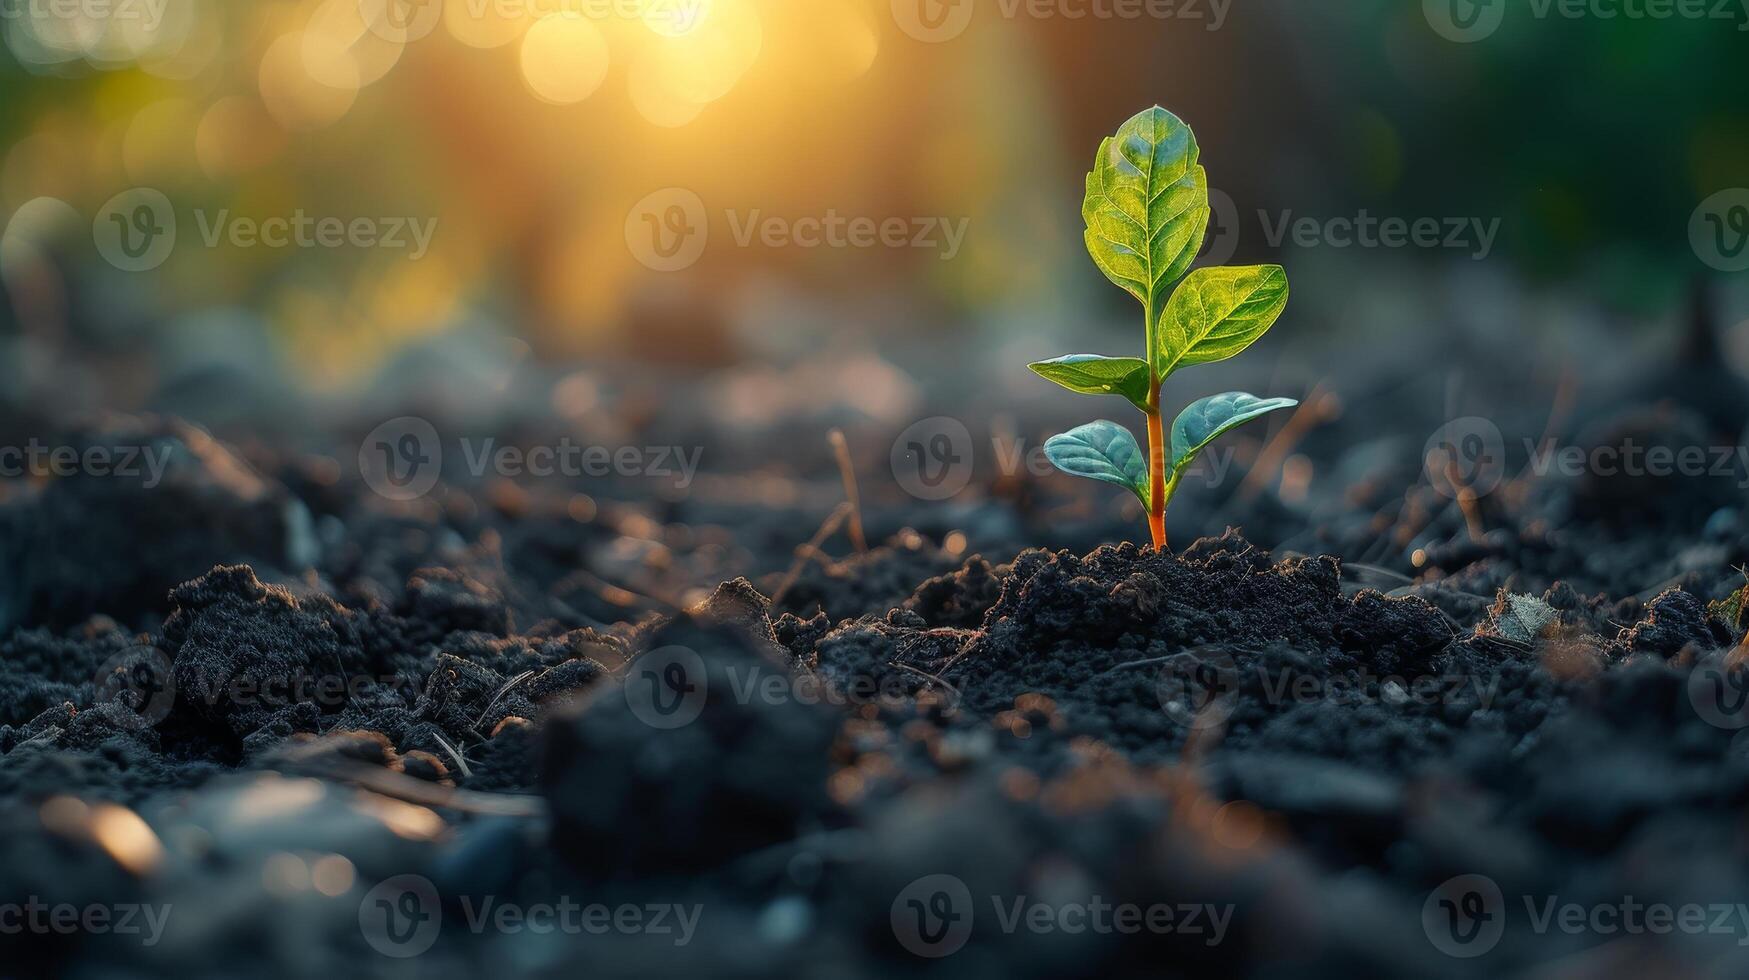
1146, 380, 1167, 551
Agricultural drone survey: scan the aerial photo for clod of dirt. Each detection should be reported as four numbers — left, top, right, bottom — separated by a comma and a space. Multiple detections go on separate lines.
941, 532, 1453, 758
163, 565, 362, 743
1613, 588, 1733, 659
541, 579, 841, 876
0, 416, 313, 633
765, 531, 962, 622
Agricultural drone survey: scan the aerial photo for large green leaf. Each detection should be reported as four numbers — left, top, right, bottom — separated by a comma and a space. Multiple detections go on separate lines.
1169, 392, 1298, 479
1082, 107, 1210, 328
1029, 355, 1152, 411
1157, 265, 1290, 376
1044, 420, 1151, 506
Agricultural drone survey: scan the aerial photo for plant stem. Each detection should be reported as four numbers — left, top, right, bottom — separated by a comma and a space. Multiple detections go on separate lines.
1146, 379, 1167, 551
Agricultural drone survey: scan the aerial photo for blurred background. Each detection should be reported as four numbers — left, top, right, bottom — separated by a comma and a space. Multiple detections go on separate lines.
2, 0, 1748, 598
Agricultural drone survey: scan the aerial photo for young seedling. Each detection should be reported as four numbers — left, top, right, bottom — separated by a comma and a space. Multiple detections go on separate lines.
1033, 106, 1296, 551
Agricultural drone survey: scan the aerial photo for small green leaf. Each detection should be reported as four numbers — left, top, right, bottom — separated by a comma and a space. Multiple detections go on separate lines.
1169, 392, 1298, 479
1158, 265, 1290, 376
1044, 420, 1151, 507
1082, 107, 1210, 325
1029, 355, 1152, 411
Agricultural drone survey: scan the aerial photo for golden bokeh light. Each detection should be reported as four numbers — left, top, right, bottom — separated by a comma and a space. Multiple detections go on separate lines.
641, 0, 715, 38
642, 0, 761, 106
627, 49, 706, 128
519, 14, 612, 105
446, 0, 535, 48
303, 0, 408, 89
259, 32, 359, 130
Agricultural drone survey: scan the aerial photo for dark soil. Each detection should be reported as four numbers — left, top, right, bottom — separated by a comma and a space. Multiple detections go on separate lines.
5, 323, 1749, 979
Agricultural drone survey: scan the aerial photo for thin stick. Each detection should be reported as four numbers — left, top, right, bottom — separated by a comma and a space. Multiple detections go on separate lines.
889, 661, 962, 701
770, 502, 852, 605
429, 730, 473, 780
828, 429, 867, 553
472, 669, 537, 733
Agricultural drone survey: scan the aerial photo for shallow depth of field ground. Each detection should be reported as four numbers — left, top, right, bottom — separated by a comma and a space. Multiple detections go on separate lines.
3, 301, 1749, 978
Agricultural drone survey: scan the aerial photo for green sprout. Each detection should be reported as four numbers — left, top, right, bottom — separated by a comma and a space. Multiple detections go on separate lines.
1033, 106, 1296, 551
